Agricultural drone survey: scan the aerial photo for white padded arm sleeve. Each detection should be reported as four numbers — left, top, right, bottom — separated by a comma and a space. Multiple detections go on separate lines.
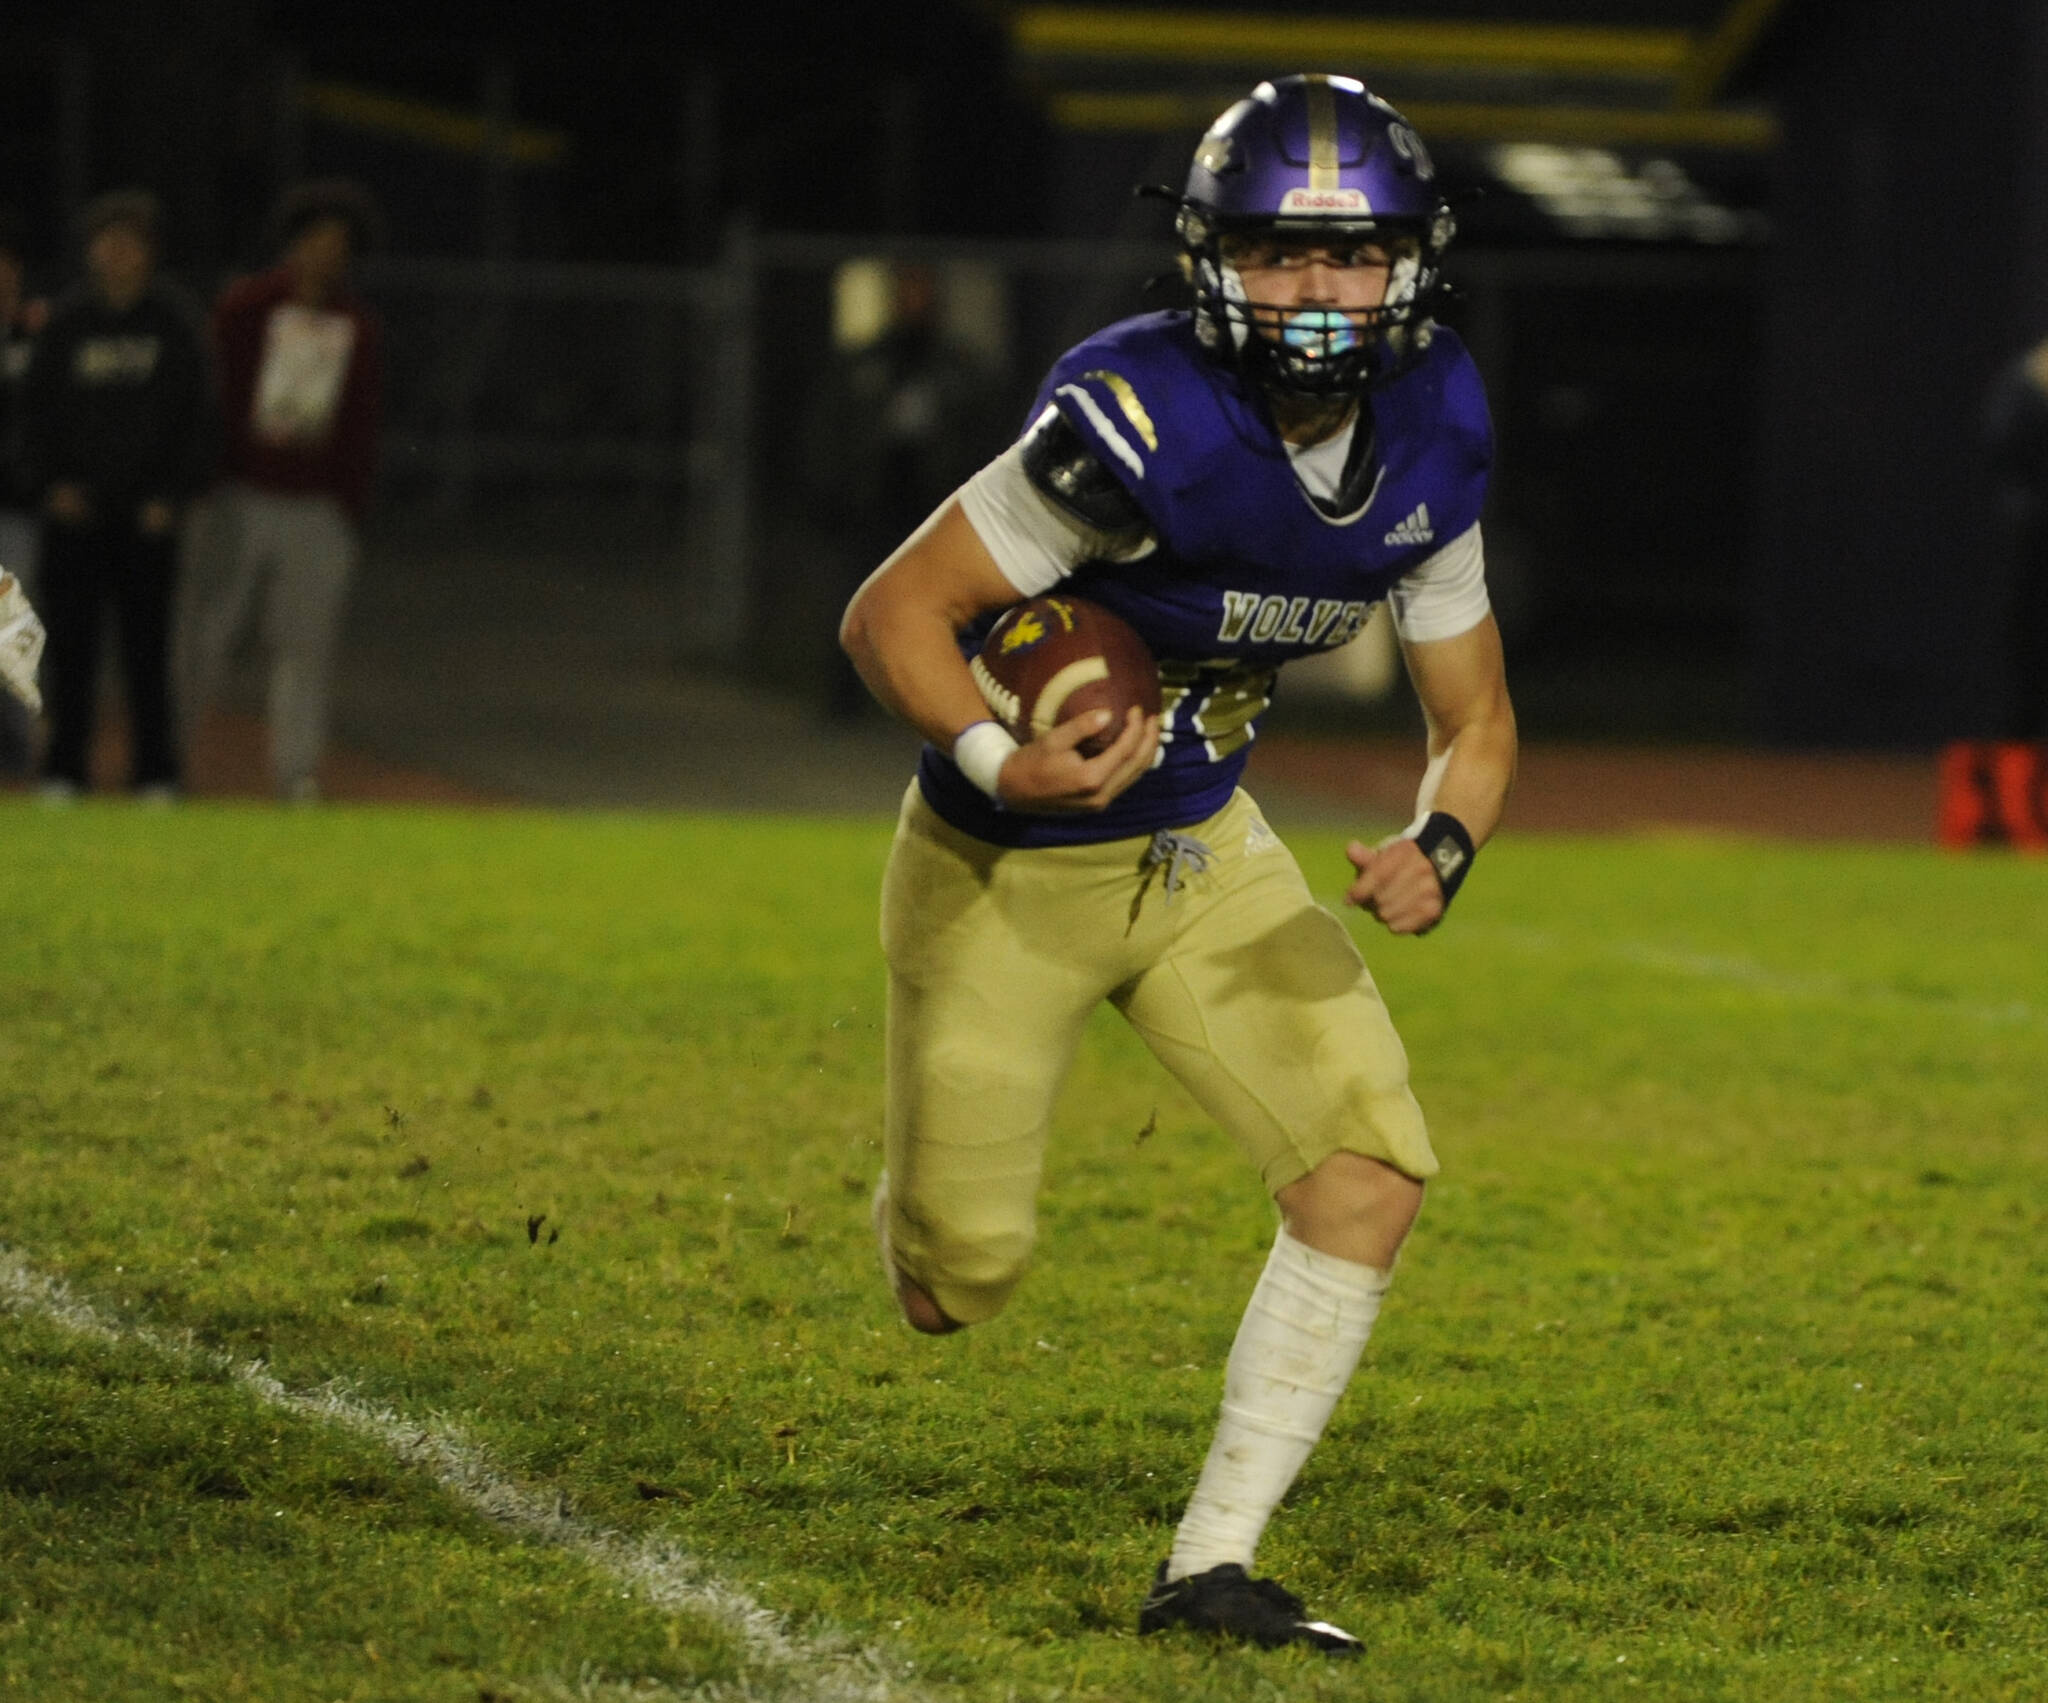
1388, 523, 1490, 643
957, 441, 1152, 597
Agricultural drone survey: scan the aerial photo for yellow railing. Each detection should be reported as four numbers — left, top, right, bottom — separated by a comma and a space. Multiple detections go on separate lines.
301, 82, 568, 166
1014, 9, 1695, 77
1016, 1, 1789, 149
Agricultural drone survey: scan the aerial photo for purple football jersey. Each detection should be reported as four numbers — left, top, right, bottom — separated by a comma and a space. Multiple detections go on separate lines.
918, 310, 1492, 846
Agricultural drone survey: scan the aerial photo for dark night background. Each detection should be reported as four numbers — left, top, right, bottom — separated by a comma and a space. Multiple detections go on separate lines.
5, 0, 2048, 749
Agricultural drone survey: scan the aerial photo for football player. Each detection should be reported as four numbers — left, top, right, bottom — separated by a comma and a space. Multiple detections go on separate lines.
841, 74, 1516, 1654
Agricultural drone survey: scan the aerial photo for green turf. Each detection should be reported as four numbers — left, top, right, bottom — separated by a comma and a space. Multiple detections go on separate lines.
3, 800, 2045, 1701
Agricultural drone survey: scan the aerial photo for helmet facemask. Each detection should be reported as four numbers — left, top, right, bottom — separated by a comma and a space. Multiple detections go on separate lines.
1180, 209, 1448, 396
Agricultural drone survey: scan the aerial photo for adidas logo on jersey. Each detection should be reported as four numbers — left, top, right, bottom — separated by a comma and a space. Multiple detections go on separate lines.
1383, 503, 1434, 547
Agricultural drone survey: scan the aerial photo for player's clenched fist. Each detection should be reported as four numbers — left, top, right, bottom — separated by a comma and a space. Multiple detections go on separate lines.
1346, 809, 1479, 935
1344, 835, 1446, 935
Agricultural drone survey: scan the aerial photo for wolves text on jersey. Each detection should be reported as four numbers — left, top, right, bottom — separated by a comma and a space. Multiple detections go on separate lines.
1215, 591, 1377, 648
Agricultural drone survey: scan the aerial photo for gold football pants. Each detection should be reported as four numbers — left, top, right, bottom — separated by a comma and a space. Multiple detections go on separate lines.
880, 782, 1436, 1325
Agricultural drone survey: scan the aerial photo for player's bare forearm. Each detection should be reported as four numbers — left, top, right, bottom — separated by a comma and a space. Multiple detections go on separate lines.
840, 499, 1016, 750
839, 498, 1163, 810
1415, 691, 1517, 846
1345, 615, 1516, 932
1404, 614, 1517, 844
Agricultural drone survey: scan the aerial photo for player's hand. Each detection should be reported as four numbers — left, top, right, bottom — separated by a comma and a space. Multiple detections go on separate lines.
998, 705, 1161, 813
46, 484, 90, 525
1344, 834, 1446, 935
138, 499, 177, 535
0, 571, 47, 716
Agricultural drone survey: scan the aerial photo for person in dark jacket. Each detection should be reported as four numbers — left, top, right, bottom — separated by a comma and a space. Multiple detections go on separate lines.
22, 190, 213, 799
801, 263, 1004, 719
1985, 337, 2048, 740
0, 208, 46, 777
0, 206, 43, 576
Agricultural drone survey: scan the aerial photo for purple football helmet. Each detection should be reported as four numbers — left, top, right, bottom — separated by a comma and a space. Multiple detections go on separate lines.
1177, 74, 1455, 395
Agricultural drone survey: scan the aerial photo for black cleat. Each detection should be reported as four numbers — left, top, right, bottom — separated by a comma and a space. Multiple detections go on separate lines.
1137, 1561, 1363, 1655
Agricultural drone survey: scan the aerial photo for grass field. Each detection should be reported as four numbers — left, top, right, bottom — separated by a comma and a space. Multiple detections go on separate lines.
3, 799, 2045, 1702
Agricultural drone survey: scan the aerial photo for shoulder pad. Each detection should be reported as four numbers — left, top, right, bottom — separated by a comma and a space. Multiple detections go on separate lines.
1020, 404, 1147, 534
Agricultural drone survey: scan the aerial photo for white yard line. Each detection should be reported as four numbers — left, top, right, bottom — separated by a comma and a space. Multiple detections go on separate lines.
0, 1246, 923, 1703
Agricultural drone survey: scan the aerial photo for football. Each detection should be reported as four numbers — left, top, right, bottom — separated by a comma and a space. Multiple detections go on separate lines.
972, 595, 1161, 756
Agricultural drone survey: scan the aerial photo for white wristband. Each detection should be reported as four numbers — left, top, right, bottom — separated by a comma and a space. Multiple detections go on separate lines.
952, 719, 1020, 802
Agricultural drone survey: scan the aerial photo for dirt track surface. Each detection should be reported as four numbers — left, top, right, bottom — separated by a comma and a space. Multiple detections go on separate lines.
3, 709, 501, 807
15, 703, 1941, 848
4, 541, 1940, 841
185, 710, 502, 806
1249, 735, 1938, 843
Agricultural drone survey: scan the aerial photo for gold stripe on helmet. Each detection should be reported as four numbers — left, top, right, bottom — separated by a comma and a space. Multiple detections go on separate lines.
1305, 73, 1340, 191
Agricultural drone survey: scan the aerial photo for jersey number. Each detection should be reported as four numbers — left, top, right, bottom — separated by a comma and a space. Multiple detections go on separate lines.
1158, 658, 1278, 762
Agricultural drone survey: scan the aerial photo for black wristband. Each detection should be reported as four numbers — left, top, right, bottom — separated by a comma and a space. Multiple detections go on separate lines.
1409, 811, 1476, 909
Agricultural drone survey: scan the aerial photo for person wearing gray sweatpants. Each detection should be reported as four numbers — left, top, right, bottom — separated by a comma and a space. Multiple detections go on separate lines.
182, 180, 382, 801
183, 481, 357, 794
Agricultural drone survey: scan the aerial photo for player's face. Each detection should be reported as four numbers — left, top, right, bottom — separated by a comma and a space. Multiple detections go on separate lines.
1223, 234, 1395, 310
1220, 232, 1410, 365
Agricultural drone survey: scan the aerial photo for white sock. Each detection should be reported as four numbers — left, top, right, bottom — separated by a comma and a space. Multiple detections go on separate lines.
1166, 1227, 1391, 1581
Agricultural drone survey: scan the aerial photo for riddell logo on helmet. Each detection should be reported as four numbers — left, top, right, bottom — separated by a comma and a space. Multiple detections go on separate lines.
1280, 188, 1369, 213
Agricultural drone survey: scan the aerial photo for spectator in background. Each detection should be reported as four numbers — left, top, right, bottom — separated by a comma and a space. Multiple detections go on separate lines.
0, 207, 46, 578
0, 209, 47, 777
182, 179, 384, 803
803, 263, 1003, 719
21, 190, 213, 801
1984, 337, 2048, 739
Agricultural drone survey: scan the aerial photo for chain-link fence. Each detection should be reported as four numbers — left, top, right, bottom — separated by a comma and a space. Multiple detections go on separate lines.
358, 253, 749, 658
358, 233, 1760, 717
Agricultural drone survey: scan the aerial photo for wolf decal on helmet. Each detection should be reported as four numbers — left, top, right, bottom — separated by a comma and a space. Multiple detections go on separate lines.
1176, 74, 1455, 396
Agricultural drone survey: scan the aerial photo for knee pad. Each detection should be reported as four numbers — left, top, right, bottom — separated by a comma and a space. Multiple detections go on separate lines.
890, 1179, 1036, 1327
